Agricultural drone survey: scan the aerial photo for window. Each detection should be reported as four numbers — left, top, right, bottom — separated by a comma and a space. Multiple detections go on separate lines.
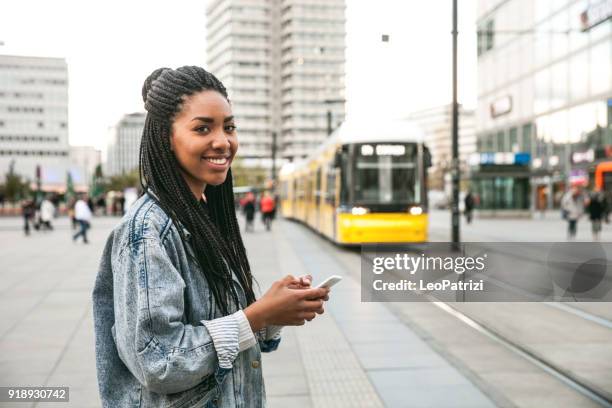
485, 20, 494, 51
496, 130, 506, 152
509, 127, 518, 152
522, 123, 533, 153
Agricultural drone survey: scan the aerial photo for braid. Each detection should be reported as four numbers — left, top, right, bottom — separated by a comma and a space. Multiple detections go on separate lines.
139, 66, 255, 316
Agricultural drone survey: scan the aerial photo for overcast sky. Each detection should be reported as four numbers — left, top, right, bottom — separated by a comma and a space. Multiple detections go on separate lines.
0, 0, 477, 153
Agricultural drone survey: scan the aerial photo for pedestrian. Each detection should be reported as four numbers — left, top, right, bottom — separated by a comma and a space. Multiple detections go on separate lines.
260, 191, 275, 231
40, 195, 55, 231
242, 191, 256, 232
67, 197, 77, 229
92, 66, 330, 408
73, 193, 92, 243
586, 191, 605, 241
21, 198, 35, 236
561, 186, 585, 240
464, 190, 475, 224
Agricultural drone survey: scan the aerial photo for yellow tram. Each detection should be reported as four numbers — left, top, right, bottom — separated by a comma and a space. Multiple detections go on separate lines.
279, 119, 430, 245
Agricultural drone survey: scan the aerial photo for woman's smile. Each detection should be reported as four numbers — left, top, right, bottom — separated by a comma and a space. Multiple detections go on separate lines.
201, 155, 231, 169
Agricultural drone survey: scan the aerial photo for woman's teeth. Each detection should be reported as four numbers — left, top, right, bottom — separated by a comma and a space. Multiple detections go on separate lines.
204, 157, 228, 165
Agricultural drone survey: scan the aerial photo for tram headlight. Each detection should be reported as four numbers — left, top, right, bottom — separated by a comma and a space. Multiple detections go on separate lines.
351, 206, 370, 215
409, 206, 423, 215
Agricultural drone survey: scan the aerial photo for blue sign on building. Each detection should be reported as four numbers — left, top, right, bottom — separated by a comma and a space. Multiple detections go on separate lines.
514, 153, 531, 165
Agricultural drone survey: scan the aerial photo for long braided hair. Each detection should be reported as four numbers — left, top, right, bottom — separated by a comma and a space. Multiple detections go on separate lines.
139, 66, 255, 315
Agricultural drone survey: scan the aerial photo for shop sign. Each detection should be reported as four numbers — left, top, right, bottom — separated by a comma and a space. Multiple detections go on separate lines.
569, 169, 589, 185
581, 0, 612, 31
514, 153, 530, 165
470, 152, 530, 166
490, 96, 513, 118
571, 149, 594, 164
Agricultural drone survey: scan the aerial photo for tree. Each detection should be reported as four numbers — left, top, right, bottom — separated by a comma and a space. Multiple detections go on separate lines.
3, 171, 30, 203
105, 168, 140, 192
231, 158, 267, 188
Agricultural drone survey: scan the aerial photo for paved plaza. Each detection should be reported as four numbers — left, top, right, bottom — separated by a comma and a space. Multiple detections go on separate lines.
0, 211, 610, 407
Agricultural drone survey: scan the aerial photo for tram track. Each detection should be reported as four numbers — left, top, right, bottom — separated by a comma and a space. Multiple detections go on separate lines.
350, 246, 612, 407
432, 300, 612, 408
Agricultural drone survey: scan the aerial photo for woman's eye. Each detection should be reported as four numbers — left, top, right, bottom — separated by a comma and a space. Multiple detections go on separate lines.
225, 125, 237, 132
195, 126, 210, 133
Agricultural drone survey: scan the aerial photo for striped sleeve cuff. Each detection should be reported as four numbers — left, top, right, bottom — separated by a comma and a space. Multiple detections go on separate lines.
234, 310, 257, 352
202, 314, 240, 369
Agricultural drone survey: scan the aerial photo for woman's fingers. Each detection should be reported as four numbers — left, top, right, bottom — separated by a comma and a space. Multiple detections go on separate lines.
297, 287, 329, 300
304, 312, 317, 321
298, 274, 312, 287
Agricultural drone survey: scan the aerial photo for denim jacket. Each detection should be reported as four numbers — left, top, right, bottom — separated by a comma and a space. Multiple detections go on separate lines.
93, 192, 281, 408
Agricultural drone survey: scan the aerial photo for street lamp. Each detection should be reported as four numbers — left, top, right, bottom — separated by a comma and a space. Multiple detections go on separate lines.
271, 131, 277, 182
451, 0, 460, 249
324, 99, 346, 136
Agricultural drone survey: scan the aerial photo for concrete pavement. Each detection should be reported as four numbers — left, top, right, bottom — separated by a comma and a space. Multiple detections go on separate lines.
1, 210, 609, 407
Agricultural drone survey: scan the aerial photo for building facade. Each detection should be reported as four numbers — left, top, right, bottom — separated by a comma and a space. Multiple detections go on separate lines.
105, 112, 145, 176
69, 145, 101, 190
0, 54, 69, 191
406, 104, 477, 191
206, 0, 346, 168
475, 0, 611, 213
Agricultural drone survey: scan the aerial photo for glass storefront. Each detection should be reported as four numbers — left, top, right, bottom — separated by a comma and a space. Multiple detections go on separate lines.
473, 174, 530, 210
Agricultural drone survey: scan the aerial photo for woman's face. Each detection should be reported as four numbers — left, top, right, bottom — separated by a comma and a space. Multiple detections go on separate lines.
170, 90, 237, 199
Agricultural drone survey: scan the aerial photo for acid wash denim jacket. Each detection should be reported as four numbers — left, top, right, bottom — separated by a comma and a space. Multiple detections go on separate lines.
93, 192, 281, 408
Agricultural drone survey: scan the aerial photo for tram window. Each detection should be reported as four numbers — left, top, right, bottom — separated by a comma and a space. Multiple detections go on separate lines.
315, 168, 322, 206
354, 143, 420, 204
338, 146, 350, 204
326, 162, 336, 204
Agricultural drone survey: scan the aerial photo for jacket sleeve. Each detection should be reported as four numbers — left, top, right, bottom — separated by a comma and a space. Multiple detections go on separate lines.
111, 237, 254, 395
256, 325, 282, 353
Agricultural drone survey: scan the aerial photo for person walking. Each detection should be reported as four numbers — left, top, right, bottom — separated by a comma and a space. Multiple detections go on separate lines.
40, 195, 55, 231
73, 193, 92, 243
260, 191, 275, 231
242, 191, 256, 232
586, 191, 605, 241
21, 198, 35, 236
464, 190, 475, 224
561, 186, 585, 240
92, 66, 330, 408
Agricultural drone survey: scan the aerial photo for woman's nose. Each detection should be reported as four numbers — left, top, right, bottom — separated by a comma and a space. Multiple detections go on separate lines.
211, 130, 231, 150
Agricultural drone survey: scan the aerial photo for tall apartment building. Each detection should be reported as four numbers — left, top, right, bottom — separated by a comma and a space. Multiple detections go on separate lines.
206, 0, 346, 167
406, 104, 476, 191
105, 112, 145, 176
0, 54, 69, 190
475, 0, 611, 214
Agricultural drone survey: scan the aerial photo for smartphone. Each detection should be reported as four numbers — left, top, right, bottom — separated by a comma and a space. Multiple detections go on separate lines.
316, 275, 343, 289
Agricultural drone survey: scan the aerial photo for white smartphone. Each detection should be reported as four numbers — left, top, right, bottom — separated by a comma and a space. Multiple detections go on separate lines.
316, 275, 343, 289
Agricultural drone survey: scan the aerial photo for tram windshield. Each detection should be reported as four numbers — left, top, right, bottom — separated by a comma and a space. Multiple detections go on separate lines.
353, 142, 421, 205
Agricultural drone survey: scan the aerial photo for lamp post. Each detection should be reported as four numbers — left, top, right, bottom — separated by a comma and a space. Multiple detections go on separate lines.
451, 0, 460, 249
271, 131, 277, 182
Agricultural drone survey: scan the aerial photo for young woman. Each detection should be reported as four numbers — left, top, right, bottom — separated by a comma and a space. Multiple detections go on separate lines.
93, 66, 330, 408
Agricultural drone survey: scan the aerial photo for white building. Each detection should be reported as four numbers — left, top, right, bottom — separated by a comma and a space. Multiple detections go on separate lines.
475, 0, 612, 213
206, 0, 346, 167
106, 112, 145, 176
0, 54, 69, 191
69, 145, 101, 190
406, 104, 476, 191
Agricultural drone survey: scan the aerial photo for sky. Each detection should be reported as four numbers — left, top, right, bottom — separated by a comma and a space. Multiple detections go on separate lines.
0, 0, 477, 154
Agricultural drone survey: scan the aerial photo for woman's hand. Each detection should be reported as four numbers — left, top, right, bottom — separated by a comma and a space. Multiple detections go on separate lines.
287, 274, 329, 301
244, 275, 330, 331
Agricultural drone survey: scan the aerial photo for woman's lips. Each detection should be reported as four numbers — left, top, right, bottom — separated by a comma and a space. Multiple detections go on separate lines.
201, 156, 231, 169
